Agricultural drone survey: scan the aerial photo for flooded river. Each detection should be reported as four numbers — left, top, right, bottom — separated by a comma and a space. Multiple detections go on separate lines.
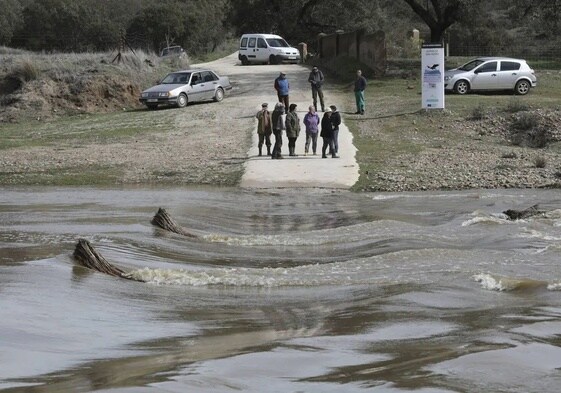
1, 187, 561, 392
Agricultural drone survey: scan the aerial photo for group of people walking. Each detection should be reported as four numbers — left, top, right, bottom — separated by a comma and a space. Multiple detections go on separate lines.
256, 65, 360, 160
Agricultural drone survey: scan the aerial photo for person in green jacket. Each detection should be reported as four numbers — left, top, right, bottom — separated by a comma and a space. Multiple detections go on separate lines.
285, 103, 301, 156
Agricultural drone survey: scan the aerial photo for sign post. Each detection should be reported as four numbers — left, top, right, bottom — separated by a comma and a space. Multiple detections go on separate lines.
421, 43, 445, 109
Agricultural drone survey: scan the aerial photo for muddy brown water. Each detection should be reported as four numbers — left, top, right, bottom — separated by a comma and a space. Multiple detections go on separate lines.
2, 186, 561, 392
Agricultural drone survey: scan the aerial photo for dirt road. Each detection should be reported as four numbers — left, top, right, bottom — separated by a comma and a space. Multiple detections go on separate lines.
196, 54, 359, 189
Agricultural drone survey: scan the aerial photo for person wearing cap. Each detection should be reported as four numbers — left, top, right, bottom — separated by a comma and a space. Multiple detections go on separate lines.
285, 103, 301, 157
274, 72, 290, 110
271, 102, 286, 159
320, 108, 338, 158
308, 65, 325, 112
255, 103, 272, 156
329, 105, 341, 156
303, 105, 320, 155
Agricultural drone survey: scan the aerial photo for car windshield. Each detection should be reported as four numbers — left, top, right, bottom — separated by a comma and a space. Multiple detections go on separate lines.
266, 38, 289, 48
161, 72, 191, 84
458, 59, 486, 71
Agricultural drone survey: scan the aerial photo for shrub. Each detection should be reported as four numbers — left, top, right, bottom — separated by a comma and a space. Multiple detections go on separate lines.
10, 59, 40, 82
469, 103, 486, 120
504, 98, 529, 113
534, 156, 547, 168
509, 112, 551, 148
501, 151, 517, 159
511, 112, 539, 131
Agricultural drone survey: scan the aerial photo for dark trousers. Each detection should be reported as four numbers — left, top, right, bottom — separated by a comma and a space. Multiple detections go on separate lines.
258, 133, 271, 148
277, 94, 289, 110
288, 137, 297, 154
272, 130, 283, 158
322, 137, 335, 157
311, 86, 324, 111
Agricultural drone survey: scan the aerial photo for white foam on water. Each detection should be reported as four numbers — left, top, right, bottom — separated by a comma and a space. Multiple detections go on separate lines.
473, 273, 549, 292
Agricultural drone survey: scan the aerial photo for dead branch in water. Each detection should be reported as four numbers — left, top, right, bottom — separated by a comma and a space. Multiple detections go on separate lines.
503, 204, 545, 220
151, 207, 197, 238
73, 239, 143, 281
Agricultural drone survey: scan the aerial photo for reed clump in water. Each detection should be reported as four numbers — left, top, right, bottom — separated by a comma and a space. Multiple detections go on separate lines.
73, 239, 143, 281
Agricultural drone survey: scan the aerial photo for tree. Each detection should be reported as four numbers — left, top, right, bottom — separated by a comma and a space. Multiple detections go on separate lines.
0, 0, 23, 46
401, 0, 482, 43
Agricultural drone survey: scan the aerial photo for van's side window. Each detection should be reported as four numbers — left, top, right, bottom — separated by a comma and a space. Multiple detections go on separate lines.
248, 37, 256, 48
257, 38, 267, 49
240, 37, 248, 48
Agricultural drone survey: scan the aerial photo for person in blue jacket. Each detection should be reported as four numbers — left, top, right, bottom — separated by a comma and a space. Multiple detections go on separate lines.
274, 72, 290, 110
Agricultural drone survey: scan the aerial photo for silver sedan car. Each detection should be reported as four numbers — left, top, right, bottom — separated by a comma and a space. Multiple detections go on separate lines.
139, 69, 232, 109
444, 57, 537, 95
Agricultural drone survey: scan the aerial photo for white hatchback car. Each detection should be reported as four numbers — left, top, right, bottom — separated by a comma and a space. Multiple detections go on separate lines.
444, 57, 537, 95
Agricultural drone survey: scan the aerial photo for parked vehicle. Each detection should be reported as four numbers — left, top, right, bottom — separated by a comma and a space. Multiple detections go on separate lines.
160, 46, 186, 58
444, 57, 537, 95
238, 33, 300, 65
139, 69, 232, 110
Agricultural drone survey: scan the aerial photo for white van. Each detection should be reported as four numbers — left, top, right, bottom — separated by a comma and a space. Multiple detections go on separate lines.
238, 34, 300, 65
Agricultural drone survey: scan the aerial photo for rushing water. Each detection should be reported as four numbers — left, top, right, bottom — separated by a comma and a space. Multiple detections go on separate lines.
1, 187, 561, 392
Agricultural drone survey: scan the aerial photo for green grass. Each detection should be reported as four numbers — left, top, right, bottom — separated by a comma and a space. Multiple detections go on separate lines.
0, 164, 123, 186
0, 110, 174, 150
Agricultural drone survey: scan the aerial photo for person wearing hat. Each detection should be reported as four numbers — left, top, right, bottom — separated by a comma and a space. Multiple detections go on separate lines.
274, 72, 290, 110
255, 102, 272, 156
285, 103, 301, 157
320, 108, 338, 158
308, 65, 325, 112
329, 105, 341, 156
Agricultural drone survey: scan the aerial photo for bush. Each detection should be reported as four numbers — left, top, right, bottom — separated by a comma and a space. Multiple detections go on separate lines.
501, 151, 517, 159
511, 112, 539, 131
509, 112, 553, 148
469, 103, 486, 120
534, 156, 547, 168
504, 98, 529, 113
10, 59, 39, 82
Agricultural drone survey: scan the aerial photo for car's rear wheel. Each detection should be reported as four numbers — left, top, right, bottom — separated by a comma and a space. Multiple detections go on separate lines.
146, 103, 158, 110
515, 80, 531, 95
177, 93, 188, 108
213, 87, 224, 102
454, 80, 470, 95
241, 56, 249, 65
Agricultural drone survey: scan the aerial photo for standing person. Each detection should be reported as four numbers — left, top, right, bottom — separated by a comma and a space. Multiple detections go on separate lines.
329, 104, 341, 156
285, 103, 301, 157
255, 102, 272, 156
274, 72, 290, 110
354, 69, 367, 115
320, 109, 338, 158
303, 105, 320, 156
308, 65, 325, 112
271, 102, 285, 159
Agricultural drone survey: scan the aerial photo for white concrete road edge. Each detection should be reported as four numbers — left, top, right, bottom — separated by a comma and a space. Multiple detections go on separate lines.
195, 53, 360, 190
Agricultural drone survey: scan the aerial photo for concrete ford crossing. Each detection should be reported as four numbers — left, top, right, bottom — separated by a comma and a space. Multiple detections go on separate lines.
239, 34, 300, 65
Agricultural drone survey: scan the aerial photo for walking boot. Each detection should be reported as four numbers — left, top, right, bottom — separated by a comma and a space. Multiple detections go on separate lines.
258, 147, 262, 157
267, 146, 271, 156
